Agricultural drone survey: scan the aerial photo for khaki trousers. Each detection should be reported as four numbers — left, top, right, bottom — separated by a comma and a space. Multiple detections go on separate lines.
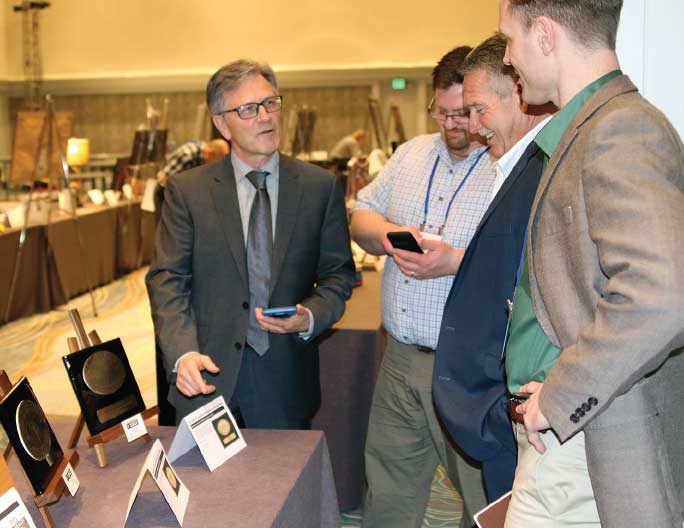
362, 336, 487, 528
505, 424, 601, 528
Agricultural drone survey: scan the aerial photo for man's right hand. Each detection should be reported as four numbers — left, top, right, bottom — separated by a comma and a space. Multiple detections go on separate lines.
176, 352, 220, 397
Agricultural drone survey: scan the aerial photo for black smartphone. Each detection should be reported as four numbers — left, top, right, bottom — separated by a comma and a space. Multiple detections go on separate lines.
387, 231, 423, 253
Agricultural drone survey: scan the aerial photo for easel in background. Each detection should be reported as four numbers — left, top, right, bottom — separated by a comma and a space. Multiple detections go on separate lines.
282, 106, 317, 157
366, 97, 407, 154
4, 94, 97, 324
192, 103, 212, 141
0, 370, 80, 528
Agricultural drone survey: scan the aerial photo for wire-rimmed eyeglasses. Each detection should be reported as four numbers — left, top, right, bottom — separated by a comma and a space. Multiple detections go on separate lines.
428, 97, 469, 123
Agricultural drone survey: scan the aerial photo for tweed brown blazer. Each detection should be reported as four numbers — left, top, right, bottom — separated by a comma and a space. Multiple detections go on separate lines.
529, 75, 684, 527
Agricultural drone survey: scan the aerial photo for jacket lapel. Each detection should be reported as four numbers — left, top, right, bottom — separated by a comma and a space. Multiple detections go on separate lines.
270, 155, 302, 292
210, 158, 248, 285
477, 141, 541, 231
526, 75, 639, 341
528, 75, 639, 246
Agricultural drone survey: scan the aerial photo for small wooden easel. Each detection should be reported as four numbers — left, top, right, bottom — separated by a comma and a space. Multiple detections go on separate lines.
66, 309, 159, 468
0, 370, 80, 528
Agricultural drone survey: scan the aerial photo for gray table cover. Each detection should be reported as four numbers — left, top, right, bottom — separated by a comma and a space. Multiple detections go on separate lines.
7, 420, 340, 527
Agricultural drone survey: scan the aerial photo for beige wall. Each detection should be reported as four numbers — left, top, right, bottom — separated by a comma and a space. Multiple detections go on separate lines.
0, 1, 499, 159
3, 1, 499, 79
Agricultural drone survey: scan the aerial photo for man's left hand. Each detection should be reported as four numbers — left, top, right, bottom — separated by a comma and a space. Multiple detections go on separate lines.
516, 381, 551, 454
255, 304, 310, 334
391, 237, 465, 280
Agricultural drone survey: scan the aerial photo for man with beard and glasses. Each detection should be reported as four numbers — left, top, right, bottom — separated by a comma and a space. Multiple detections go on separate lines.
351, 46, 494, 528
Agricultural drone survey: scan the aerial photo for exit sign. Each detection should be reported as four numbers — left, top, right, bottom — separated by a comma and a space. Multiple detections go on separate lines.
391, 77, 407, 90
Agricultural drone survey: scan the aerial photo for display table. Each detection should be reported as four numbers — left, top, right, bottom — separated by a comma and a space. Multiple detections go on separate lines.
7, 419, 340, 527
155, 271, 385, 511
0, 200, 156, 322
313, 270, 384, 509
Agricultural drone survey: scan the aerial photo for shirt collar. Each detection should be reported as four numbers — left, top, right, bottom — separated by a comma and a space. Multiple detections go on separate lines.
497, 115, 553, 178
231, 151, 280, 181
535, 70, 622, 157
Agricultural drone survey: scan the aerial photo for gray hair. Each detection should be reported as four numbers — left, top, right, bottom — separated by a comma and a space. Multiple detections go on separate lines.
206, 59, 278, 115
461, 34, 518, 97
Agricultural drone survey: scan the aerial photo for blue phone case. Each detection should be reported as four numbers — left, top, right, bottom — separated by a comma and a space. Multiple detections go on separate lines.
263, 306, 297, 318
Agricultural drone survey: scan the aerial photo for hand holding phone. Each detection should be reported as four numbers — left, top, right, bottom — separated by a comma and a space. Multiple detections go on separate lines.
387, 231, 423, 253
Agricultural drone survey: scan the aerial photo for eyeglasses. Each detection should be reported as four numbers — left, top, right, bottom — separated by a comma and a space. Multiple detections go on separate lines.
218, 95, 283, 120
428, 97, 469, 123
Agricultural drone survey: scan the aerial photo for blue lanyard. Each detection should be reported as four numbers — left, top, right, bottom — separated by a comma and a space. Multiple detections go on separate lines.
421, 147, 490, 234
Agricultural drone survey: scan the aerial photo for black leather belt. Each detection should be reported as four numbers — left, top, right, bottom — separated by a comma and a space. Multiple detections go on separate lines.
416, 345, 434, 354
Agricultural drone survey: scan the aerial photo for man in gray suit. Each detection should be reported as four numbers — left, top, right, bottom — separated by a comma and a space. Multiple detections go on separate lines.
499, 1, 684, 527
146, 60, 355, 428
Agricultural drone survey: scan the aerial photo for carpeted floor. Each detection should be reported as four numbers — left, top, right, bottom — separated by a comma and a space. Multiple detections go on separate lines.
0, 268, 465, 527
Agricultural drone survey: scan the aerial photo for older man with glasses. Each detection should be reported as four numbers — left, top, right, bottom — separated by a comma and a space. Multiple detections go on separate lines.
146, 59, 355, 430
351, 46, 494, 528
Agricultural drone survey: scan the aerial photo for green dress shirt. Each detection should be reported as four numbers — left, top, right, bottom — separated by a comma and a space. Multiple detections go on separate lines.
505, 70, 622, 393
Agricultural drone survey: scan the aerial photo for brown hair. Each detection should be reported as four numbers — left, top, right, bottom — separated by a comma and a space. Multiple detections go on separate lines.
432, 46, 473, 91
461, 34, 518, 96
507, 0, 622, 50
206, 59, 278, 115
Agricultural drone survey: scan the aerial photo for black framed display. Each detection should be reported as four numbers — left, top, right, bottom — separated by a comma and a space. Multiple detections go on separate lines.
0, 377, 64, 495
62, 338, 146, 435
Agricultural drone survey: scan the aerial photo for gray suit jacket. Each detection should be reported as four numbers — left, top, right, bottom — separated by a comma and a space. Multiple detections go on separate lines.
145, 153, 355, 421
528, 75, 684, 527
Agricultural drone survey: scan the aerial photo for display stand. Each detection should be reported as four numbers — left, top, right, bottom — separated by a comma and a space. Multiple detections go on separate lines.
0, 370, 80, 528
65, 309, 159, 468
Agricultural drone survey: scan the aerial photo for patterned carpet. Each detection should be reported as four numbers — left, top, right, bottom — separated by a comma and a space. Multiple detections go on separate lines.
0, 268, 465, 527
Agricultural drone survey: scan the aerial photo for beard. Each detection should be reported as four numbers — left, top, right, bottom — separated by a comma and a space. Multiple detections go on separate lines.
443, 126, 471, 155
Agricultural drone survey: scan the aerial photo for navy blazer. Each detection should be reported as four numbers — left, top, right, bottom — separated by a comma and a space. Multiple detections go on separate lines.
433, 142, 543, 463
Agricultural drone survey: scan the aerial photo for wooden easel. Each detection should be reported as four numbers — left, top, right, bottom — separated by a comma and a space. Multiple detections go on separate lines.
4, 95, 97, 324
0, 370, 80, 528
65, 309, 159, 468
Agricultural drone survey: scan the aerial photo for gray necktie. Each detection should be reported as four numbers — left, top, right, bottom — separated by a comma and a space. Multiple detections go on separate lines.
246, 170, 272, 355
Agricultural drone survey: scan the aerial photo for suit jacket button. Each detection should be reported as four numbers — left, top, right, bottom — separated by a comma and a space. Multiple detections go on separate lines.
575, 407, 585, 417
570, 414, 580, 423
581, 403, 590, 412
588, 397, 598, 406
242, 302, 249, 310
234, 342, 242, 351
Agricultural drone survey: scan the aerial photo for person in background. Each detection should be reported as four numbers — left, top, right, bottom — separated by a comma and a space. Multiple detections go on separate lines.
499, 0, 684, 526
329, 128, 367, 161
351, 45, 493, 528
156, 138, 229, 188
433, 33, 554, 502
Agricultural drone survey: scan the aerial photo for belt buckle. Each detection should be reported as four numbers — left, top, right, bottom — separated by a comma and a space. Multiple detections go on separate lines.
507, 391, 528, 425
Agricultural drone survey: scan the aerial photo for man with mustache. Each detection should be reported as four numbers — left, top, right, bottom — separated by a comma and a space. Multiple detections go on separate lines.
351, 46, 493, 528
147, 59, 355, 429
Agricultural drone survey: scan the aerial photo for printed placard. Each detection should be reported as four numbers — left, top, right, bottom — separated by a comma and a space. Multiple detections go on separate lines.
0, 487, 37, 528
122, 413, 148, 442
61, 462, 80, 496
168, 396, 246, 472
125, 439, 189, 526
